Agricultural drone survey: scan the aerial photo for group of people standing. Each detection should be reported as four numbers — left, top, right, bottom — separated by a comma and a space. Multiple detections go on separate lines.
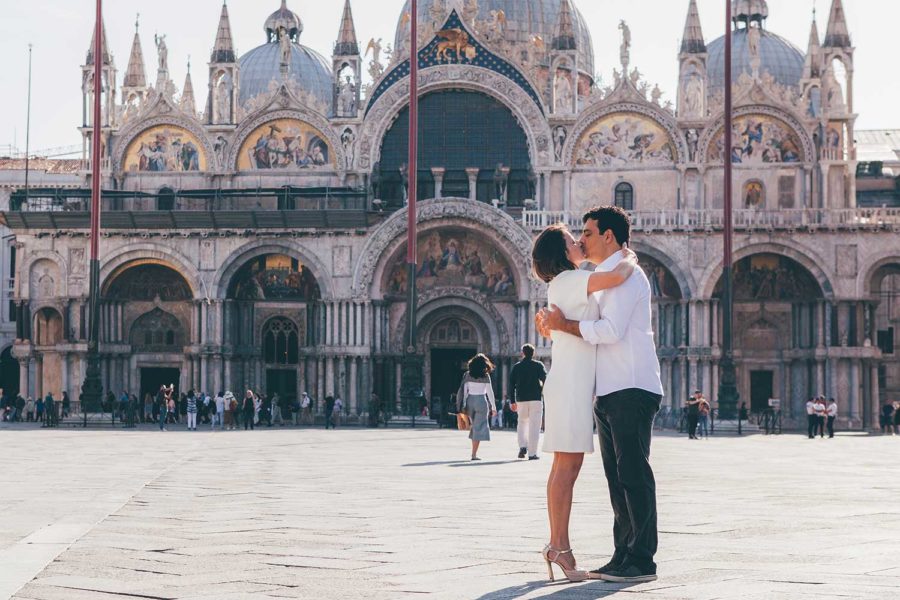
805, 396, 838, 438
879, 400, 900, 434
684, 390, 711, 439
0, 389, 68, 426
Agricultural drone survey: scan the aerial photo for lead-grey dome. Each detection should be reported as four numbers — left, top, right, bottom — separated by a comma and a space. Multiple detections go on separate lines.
707, 28, 804, 95
396, 0, 594, 78
238, 44, 332, 110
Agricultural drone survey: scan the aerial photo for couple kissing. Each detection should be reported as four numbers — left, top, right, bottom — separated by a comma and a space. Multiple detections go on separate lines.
533, 205, 663, 584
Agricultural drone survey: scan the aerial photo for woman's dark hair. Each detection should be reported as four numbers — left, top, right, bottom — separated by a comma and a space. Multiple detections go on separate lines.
467, 353, 495, 379
531, 224, 576, 283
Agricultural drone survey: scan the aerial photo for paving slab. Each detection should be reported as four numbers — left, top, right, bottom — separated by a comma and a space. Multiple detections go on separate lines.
1, 424, 899, 599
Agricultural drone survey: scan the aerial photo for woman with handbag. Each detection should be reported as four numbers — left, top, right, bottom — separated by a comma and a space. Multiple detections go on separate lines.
456, 354, 498, 461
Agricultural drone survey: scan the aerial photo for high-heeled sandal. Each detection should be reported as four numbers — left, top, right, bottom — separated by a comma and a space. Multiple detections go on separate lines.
543, 547, 588, 582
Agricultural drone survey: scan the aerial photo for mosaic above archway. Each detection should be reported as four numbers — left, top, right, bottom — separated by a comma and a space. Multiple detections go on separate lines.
637, 255, 683, 300
384, 228, 516, 299
575, 113, 675, 167
237, 119, 333, 170
714, 254, 821, 301
228, 254, 321, 301
123, 125, 206, 172
708, 114, 804, 164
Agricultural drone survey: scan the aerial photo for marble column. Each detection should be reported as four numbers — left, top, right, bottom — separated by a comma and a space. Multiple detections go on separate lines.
849, 360, 859, 419
431, 167, 445, 199
465, 168, 479, 202
870, 364, 880, 430
349, 357, 358, 416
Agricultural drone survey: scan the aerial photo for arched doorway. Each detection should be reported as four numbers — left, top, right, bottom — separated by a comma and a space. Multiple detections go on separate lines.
637, 254, 686, 407
871, 262, 900, 405
0, 346, 19, 398
225, 253, 321, 399
713, 253, 824, 417
105, 262, 193, 402
33, 307, 64, 400
378, 89, 532, 206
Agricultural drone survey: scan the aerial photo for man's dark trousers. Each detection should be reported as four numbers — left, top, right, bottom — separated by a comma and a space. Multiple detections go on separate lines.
595, 388, 662, 572
807, 414, 816, 438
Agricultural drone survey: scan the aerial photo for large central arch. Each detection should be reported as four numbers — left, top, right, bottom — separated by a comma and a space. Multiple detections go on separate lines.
357, 65, 553, 172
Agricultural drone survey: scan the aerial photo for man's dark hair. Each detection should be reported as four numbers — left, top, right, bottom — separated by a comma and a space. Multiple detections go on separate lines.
521, 344, 535, 359
531, 224, 576, 283
583, 205, 631, 246
467, 353, 495, 379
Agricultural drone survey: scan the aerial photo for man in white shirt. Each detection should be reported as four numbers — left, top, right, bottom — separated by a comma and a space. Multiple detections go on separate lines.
539, 205, 663, 583
826, 398, 838, 438
805, 397, 817, 439
813, 396, 826, 438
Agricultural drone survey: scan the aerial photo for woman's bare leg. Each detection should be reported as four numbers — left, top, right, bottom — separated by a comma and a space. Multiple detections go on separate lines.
547, 452, 584, 568
471, 440, 480, 458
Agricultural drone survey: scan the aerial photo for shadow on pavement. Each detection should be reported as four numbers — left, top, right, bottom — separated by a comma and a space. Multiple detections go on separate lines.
475, 580, 637, 599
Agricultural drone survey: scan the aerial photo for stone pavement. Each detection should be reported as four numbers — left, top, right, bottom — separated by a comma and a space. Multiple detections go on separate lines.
1, 423, 898, 600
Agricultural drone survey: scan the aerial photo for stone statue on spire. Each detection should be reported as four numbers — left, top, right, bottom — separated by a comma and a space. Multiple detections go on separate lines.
154, 34, 168, 72
618, 20, 631, 71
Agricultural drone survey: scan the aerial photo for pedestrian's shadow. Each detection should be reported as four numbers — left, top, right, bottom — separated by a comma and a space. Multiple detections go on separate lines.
475, 580, 638, 599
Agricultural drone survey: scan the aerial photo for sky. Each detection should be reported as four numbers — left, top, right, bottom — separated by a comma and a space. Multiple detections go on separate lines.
0, 0, 890, 155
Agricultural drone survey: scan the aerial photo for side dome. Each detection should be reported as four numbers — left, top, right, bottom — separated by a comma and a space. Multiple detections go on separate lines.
396, 0, 594, 79
238, 43, 333, 109
707, 28, 804, 95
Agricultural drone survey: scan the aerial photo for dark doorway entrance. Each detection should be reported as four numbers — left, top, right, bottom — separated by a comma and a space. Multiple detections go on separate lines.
266, 369, 297, 407
430, 348, 477, 419
0, 346, 19, 397
750, 370, 774, 413
140, 368, 180, 404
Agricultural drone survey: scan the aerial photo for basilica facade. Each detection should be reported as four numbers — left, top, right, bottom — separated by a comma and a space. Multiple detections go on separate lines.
0, 0, 897, 429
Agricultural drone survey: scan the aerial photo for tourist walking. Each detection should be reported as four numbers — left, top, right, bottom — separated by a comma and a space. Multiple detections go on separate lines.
213, 392, 225, 430
893, 401, 900, 434
814, 397, 826, 438
456, 354, 498, 461
806, 397, 818, 438
25, 396, 35, 422
538, 206, 663, 583
509, 343, 547, 460
697, 393, 710, 439
333, 396, 343, 427
35, 396, 44, 423
242, 390, 256, 430
880, 401, 894, 434
14, 394, 25, 422
324, 395, 335, 429
186, 391, 198, 431
826, 398, 837, 438
271, 393, 283, 426
62, 391, 70, 418
158, 388, 168, 431
300, 392, 312, 425
685, 392, 701, 439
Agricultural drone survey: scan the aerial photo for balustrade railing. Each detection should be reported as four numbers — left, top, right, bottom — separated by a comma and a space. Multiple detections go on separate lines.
521, 208, 900, 232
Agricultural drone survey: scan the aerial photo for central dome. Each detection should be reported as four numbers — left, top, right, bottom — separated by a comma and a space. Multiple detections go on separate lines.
707, 28, 804, 95
238, 1, 332, 111
396, 0, 594, 78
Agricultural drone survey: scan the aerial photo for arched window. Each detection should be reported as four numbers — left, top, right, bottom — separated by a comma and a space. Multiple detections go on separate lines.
131, 308, 184, 352
614, 182, 634, 211
263, 318, 299, 365
158, 187, 175, 211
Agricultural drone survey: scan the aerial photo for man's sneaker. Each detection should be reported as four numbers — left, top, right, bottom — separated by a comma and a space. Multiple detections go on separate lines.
528, 455, 540, 460
587, 558, 624, 579
518, 447, 526, 459
600, 563, 657, 583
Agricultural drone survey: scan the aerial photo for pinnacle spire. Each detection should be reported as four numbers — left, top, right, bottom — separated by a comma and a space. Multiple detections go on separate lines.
211, 2, 236, 63
334, 0, 359, 56
680, 0, 706, 54
803, 16, 823, 78
86, 17, 112, 66
180, 60, 196, 114
123, 15, 147, 88
823, 0, 851, 47
552, 0, 576, 51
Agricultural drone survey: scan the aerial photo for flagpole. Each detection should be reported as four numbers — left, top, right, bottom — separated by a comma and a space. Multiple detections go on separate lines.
401, 0, 421, 425
24, 44, 33, 208
82, 0, 104, 424
717, 0, 739, 421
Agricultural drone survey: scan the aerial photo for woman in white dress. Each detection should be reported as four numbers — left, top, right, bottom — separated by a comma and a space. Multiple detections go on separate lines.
531, 224, 636, 582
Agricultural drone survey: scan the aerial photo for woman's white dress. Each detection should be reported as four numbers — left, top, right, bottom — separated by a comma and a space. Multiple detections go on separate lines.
542, 269, 599, 454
